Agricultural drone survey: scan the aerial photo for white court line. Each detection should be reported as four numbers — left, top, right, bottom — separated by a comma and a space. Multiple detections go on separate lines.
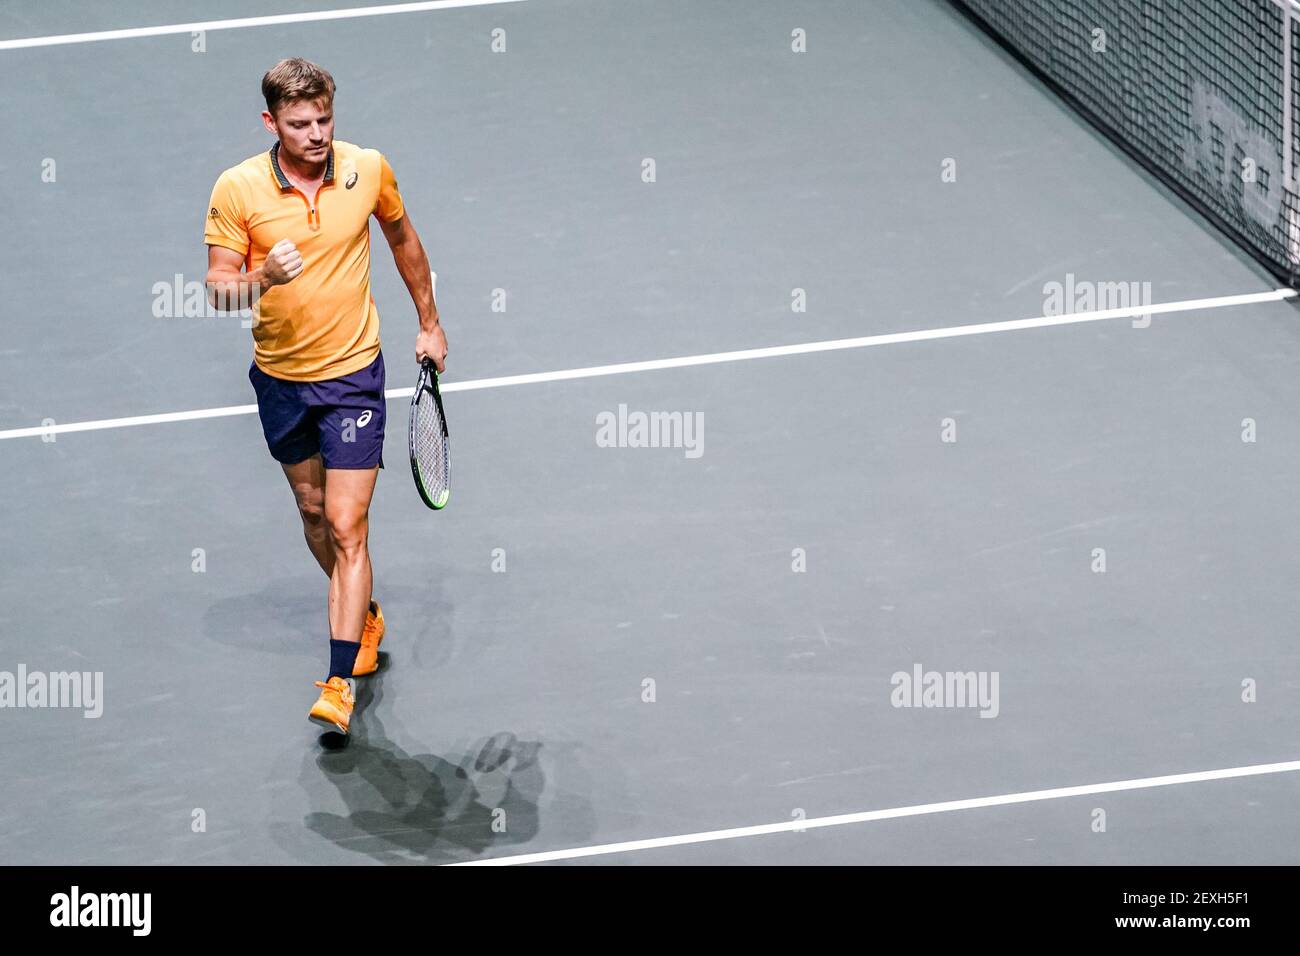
0, 287, 1293, 441
0, 0, 526, 51
448, 758, 1300, 865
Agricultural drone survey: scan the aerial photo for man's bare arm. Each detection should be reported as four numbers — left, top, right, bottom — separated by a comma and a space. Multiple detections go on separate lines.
379, 214, 447, 371
205, 241, 302, 309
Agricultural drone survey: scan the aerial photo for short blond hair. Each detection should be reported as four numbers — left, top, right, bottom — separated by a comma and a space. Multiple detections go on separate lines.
261, 58, 336, 116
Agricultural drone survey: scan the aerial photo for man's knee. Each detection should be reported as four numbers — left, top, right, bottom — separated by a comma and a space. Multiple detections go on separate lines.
327, 510, 369, 556
293, 485, 327, 529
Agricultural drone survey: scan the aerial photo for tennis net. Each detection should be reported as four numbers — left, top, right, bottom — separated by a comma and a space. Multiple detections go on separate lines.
952, 0, 1300, 286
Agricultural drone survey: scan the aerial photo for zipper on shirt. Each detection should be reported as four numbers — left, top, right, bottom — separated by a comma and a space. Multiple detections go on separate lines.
291, 184, 326, 230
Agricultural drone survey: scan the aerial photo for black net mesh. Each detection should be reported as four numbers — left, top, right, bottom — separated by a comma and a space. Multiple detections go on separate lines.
955, 0, 1300, 284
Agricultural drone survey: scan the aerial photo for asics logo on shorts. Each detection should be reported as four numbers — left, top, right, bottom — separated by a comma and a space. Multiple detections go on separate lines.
356, 410, 373, 428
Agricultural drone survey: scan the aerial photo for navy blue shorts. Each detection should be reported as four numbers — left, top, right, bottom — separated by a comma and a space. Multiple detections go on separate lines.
249, 352, 386, 469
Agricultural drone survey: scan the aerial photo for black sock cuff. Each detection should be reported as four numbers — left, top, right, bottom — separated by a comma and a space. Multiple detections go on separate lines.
327, 639, 361, 681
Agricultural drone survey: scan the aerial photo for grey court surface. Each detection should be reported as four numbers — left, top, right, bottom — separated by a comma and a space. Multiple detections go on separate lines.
2, 0, 1300, 866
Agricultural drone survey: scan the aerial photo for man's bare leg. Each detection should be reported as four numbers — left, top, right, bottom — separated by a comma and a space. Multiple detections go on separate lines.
323, 466, 379, 645
282, 454, 334, 577
299, 461, 379, 735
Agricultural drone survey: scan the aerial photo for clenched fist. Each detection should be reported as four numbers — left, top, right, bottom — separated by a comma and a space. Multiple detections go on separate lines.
261, 239, 304, 286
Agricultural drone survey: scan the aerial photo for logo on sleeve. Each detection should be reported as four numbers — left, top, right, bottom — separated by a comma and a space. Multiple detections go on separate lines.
209, 207, 219, 219
345, 172, 358, 189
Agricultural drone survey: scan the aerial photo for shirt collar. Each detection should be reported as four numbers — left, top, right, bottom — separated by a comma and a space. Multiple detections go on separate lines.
269, 141, 335, 190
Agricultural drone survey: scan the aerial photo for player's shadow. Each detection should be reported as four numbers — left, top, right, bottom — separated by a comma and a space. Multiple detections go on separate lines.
302, 674, 548, 863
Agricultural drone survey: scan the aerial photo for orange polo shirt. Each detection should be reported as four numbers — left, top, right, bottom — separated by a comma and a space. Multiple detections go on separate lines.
204, 140, 405, 381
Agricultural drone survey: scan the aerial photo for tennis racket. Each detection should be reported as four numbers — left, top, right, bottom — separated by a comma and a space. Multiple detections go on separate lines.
408, 358, 451, 510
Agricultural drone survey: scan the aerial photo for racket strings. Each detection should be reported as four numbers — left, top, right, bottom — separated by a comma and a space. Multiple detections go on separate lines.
414, 388, 450, 497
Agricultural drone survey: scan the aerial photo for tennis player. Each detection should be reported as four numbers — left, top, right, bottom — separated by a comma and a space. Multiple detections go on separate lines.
204, 58, 447, 736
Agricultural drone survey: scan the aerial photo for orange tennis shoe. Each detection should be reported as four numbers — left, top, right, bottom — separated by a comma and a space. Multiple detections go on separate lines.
352, 600, 386, 677
308, 676, 355, 734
